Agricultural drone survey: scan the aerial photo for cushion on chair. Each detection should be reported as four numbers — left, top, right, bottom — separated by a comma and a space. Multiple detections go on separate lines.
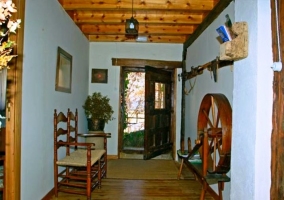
56, 149, 106, 167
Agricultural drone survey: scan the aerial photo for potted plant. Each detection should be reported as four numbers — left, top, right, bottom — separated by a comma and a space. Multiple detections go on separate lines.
83, 92, 114, 131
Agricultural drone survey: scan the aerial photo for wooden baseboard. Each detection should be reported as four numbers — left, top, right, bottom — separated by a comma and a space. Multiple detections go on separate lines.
41, 188, 54, 200
107, 155, 118, 160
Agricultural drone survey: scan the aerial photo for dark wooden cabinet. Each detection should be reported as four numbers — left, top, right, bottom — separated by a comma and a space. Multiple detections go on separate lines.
0, 128, 5, 199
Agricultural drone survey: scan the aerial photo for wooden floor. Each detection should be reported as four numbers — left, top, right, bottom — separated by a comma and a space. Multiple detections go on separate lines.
50, 159, 215, 199
50, 178, 214, 200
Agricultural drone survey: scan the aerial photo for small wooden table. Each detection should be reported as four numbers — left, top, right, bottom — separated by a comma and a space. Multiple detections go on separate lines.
78, 132, 111, 149
78, 132, 111, 179
78, 132, 111, 138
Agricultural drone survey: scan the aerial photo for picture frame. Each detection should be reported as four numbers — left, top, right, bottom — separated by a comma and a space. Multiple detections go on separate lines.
55, 47, 72, 93
91, 69, 108, 83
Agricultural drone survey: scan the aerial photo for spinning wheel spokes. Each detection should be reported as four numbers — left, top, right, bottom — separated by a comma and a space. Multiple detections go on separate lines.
197, 93, 232, 174
202, 109, 214, 128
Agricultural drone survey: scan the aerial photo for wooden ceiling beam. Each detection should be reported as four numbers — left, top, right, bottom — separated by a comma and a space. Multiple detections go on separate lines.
88, 35, 186, 43
81, 24, 195, 35
59, 0, 216, 11
58, 0, 229, 43
112, 58, 182, 68
72, 11, 204, 25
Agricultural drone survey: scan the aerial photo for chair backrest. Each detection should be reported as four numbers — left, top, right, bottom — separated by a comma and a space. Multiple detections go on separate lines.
54, 108, 78, 157
67, 109, 78, 146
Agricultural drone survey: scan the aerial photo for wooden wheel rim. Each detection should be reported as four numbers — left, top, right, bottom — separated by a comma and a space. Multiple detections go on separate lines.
197, 93, 232, 173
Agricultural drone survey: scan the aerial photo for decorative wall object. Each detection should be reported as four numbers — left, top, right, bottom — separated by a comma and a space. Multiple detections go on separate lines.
219, 22, 248, 61
91, 69, 108, 83
55, 47, 72, 93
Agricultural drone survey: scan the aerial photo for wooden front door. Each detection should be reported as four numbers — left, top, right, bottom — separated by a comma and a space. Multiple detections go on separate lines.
144, 66, 173, 160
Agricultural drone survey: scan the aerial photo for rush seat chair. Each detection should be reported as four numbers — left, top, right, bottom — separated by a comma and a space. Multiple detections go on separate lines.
53, 109, 105, 199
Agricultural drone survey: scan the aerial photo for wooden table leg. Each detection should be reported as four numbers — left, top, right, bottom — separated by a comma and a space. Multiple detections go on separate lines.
177, 158, 184, 180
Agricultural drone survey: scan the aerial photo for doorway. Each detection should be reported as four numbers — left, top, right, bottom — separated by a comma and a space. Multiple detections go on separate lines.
121, 68, 145, 154
119, 66, 175, 160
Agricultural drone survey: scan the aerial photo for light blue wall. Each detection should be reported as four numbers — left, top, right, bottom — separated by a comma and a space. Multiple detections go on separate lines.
21, 0, 89, 199
232, 0, 273, 199
89, 42, 183, 156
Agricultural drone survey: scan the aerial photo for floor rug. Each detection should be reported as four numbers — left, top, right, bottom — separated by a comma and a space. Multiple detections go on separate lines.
107, 159, 180, 180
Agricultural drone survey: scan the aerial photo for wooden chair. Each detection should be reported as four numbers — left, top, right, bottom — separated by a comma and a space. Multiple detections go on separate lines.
54, 109, 105, 200
177, 93, 232, 200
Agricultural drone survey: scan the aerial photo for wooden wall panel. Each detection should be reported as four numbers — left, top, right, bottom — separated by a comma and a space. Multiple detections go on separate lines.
271, 0, 284, 199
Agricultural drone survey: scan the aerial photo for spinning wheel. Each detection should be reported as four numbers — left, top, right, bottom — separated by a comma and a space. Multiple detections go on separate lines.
177, 93, 232, 200
197, 93, 232, 174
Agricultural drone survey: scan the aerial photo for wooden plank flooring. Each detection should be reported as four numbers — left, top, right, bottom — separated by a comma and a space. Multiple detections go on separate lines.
50, 178, 214, 200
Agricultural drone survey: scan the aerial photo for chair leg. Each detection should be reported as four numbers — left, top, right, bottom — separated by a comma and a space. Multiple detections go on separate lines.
87, 165, 91, 200
104, 154, 107, 178
54, 165, 58, 197
218, 182, 224, 200
97, 159, 102, 188
178, 158, 184, 180
101, 155, 106, 179
200, 182, 207, 200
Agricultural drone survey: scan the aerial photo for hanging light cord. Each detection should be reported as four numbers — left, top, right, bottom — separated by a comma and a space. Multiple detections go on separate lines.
275, 0, 282, 62
132, 0, 134, 17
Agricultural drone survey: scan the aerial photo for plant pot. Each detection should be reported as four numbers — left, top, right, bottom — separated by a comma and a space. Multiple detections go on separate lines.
87, 118, 105, 131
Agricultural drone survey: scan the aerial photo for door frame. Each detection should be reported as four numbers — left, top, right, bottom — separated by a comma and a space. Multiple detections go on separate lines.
113, 59, 181, 159
5, 0, 25, 199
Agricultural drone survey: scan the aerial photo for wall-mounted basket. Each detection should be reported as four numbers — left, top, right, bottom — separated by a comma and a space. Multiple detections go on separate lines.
220, 22, 248, 61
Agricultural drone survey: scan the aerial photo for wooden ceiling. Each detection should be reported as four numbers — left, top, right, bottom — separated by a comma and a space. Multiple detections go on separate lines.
58, 0, 233, 45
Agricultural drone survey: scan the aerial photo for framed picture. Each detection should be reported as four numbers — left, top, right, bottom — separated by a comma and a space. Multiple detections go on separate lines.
55, 47, 72, 93
91, 69, 108, 83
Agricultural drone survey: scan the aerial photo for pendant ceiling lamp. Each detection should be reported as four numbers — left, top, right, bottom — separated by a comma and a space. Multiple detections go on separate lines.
125, 0, 139, 37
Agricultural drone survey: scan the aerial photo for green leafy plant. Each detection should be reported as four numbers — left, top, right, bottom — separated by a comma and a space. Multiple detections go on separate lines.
0, 0, 21, 70
82, 92, 114, 123
123, 130, 144, 147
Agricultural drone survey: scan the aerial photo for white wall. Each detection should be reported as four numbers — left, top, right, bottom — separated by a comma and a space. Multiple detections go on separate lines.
89, 42, 183, 156
21, 0, 89, 199
185, 3, 235, 143
232, 0, 273, 199
185, 4, 234, 199
185, 1, 273, 199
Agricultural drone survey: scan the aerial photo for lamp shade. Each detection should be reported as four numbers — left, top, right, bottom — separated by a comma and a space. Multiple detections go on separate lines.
125, 17, 139, 37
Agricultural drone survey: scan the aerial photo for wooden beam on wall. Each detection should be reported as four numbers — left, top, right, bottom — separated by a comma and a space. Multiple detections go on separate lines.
183, 0, 234, 49
112, 58, 182, 69
5, 0, 25, 199
271, 0, 284, 198
185, 59, 233, 80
